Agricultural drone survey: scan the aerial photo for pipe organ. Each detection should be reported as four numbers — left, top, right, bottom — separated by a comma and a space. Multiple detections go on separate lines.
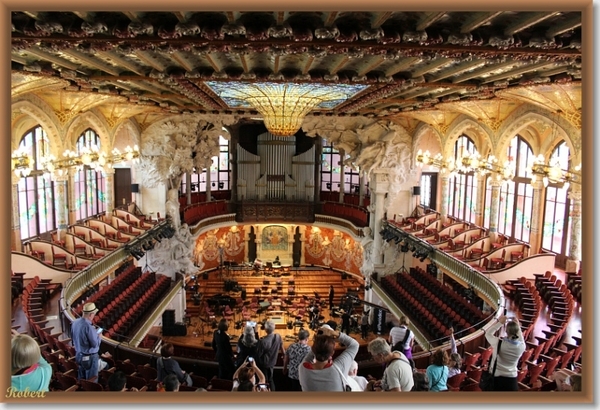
237, 132, 315, 202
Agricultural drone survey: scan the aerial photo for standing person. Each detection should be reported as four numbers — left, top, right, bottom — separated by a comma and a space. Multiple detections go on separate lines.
341, 311, 351, 334
298, 324, 359, 391
256, 319, 284, 391
328, 285, 335, 311
388, 316, 415, 359
212, 318, 235, 380
485, 315, 525, 391
447, 327, 462, 378
426, 349, 449, 391
366, 337, 414, 392
236, 324, 258, 368
10, 333, 52, 392
360, 310, 370, 340
282, 329, 311, 391
71, 302, 101, 380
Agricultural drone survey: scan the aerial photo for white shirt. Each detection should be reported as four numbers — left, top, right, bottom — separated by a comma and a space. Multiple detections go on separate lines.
389, 325, 413, 349
485, 322, 526, 377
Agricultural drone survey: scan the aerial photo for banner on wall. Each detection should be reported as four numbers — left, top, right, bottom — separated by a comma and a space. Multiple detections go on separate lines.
372, 307, 386, 335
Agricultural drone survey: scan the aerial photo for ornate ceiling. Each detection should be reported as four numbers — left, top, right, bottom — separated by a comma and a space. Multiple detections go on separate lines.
11, 11, 582, 131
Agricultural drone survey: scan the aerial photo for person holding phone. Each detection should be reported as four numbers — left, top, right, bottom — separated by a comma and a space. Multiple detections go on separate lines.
484, 315, 525, 391
71, 303, 102, 380
232, 356, 267, 391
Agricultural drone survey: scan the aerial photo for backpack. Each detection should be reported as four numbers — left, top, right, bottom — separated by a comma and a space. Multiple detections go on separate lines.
392, 328, 411, 353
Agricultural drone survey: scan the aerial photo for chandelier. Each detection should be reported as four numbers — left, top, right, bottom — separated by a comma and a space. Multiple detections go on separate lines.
416, 149, 515, 183
11, 148, 35, 178
529, 154, 581, 189
40, 145, 140, 180
205, 81, 368, 136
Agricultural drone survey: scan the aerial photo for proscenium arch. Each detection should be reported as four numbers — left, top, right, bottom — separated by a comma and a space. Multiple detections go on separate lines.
11, 99, 62, 154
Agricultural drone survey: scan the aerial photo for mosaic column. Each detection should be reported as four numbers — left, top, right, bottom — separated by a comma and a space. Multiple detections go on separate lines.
528, 180, 545, 256
359, 173, 366, 207
474, 174, 486, 228
338, 149, 345, 203
11, 174, 21, 251
488, 179, 502, 234
206, 169, 212, 202
54, 173, 69, 240
67, 173, 77, 225
104, 168, 115, 218
186, 173, 192, 205
370, 170, 390, 265
566, 186, 582, 273
439, 174, 450, 222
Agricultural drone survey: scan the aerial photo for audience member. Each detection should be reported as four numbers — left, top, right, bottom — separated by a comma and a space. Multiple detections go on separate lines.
388, 316, 414, 359
298, 324, 359, 391
326, 320, 338, 331
567, 374, 582, 392
348, 360, 368, 391
366, 337, 414, 392
163, 374, 180, 391
328, 285, 335, 311
107, 370, 138, 391
157, 343, 192, 386
212, 318, 235, 380
426, 349, 449, 391
256, 319, 284, 391
282, 329, 311, 391
236, 324, 258, 368
71, 302, 102, 380
447, 328, 462, 378
411, 372, 429, 391
341, 311, 351, 335
484, 315, 525, 391
10, 334, 52, 392
232, 357, 267, 391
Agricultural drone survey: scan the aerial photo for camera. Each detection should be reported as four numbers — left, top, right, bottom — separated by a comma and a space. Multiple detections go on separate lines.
256, 383, 268, 391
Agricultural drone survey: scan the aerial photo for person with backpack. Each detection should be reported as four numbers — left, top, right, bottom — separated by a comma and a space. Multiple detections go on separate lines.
366, 337, 414, 392
388, 316, 414, 359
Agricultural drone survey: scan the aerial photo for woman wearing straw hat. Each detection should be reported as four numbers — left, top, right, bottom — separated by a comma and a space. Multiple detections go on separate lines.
71, 302, 102, 380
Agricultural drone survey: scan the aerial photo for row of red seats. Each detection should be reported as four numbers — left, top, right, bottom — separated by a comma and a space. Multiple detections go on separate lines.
321, 202, 368, 227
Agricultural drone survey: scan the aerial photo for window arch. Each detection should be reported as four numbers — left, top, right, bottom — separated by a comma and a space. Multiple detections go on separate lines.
16, 125, 56, 239
182, 131, 230, 197
447, 135, 478, 223
541, 141, 573, 263
74, 129, 105, 220
495, 136, 534, 241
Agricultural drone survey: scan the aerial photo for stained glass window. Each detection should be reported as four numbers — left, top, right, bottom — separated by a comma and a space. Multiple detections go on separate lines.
75, 129, 105, 220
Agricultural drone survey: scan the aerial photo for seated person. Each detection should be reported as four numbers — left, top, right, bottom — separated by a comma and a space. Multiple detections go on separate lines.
107, 370, 139, 392
11, 333, 52, 392
163, 374, 180, 392
348, 361, 368, 391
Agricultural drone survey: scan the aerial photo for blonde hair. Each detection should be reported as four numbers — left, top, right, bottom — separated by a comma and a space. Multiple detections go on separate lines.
11, 334, 41, 371
505, 321, 522, 340
568, 374, 582, 392
399, 316, 410, 326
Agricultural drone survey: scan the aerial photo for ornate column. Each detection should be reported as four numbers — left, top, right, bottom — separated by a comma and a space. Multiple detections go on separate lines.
104, 168, 115, 218
206, 169, 212, 202
474, 174, 486, 228
11, 174, 22, 251
370, 170, 390, 266
359, 173, 366, 207
338, 149, 345, 203
54, 173, 69, 240
186, 173, 192, 205
488, 179, 503, 234
67, 173, 77, 225
528, 180, 545, 256
439, 174, 450, 222
566, 186, 582, 272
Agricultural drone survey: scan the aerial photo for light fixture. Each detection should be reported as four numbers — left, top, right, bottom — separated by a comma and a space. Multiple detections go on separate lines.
40, 145, 140, 180
11, 148, 34, 178
417, 149, 515, 183
529, 154, 581, 188
205, 81, 368, 136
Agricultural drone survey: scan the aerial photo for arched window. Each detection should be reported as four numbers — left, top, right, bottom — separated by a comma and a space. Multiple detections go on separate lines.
321, 138, 341, 192
74, 129, 105, 220
496, 136, 534, 241
183, 131, 230, 198
16, 126, 56, 239
447, 136, 478, 223
541, 141, 573, 265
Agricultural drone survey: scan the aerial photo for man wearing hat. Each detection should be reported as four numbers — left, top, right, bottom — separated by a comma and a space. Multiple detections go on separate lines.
71, 302, 101, 380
